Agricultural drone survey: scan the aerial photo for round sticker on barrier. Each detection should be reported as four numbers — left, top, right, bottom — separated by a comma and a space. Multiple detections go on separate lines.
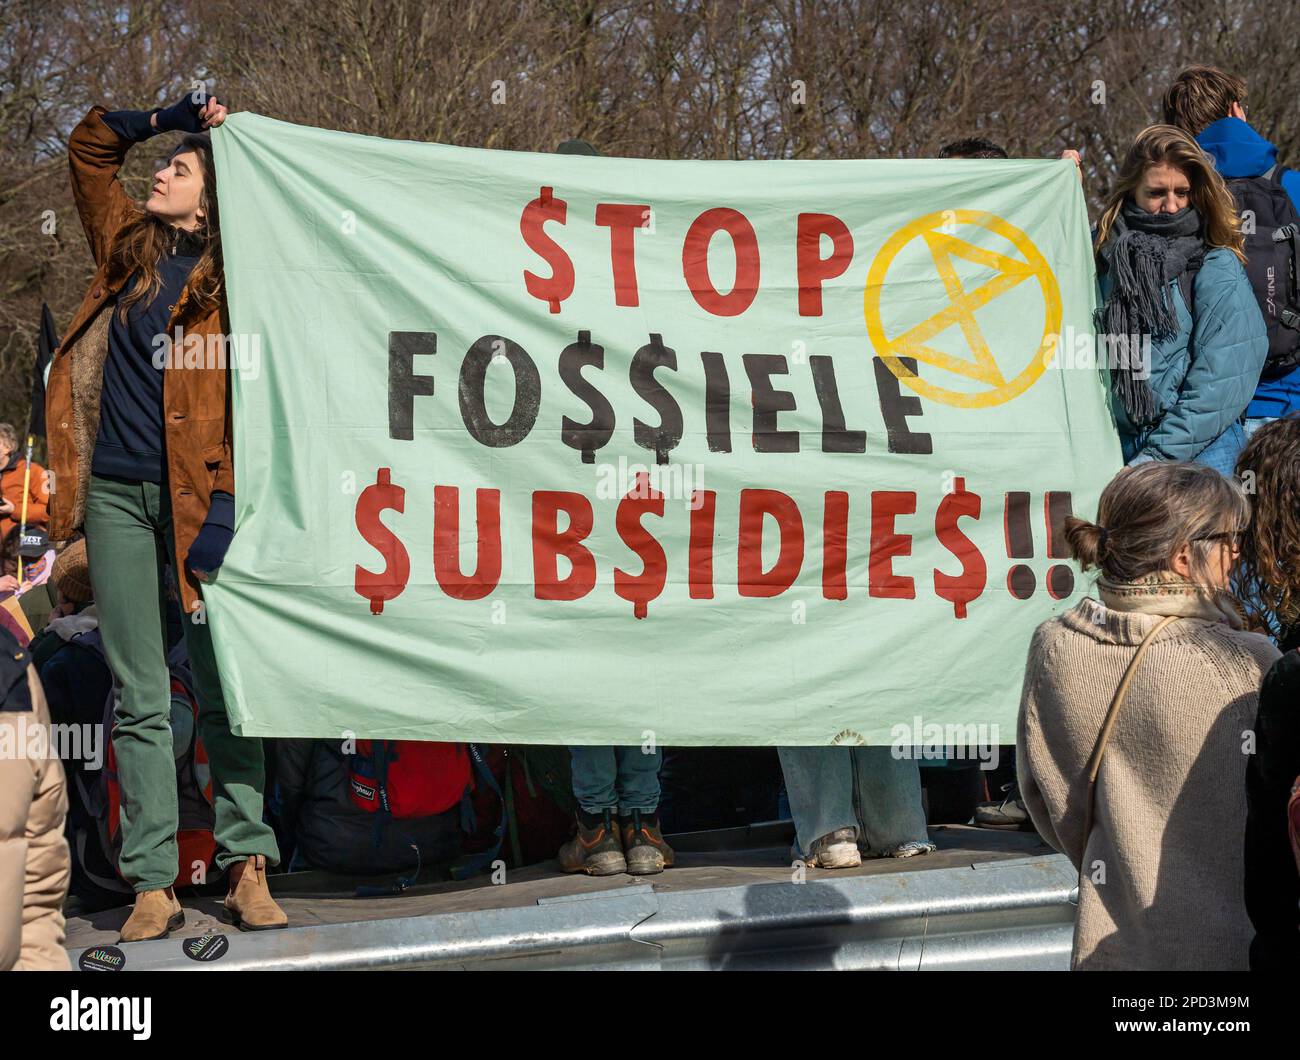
78, 944, 126, 971
181, 933, 230, 962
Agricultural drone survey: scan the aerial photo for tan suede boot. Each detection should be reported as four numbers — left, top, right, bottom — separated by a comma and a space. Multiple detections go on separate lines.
222, 855, 288, 930
119, 888, 185, 943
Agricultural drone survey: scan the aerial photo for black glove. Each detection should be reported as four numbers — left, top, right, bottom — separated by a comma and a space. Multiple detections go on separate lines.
153, 92, 209, 135
186, 491, 234, 584
102, 92, 208, 143
101, 108, 157, 143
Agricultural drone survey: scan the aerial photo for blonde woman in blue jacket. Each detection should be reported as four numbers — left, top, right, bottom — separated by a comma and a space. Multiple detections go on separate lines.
1095, 125, 1267, 474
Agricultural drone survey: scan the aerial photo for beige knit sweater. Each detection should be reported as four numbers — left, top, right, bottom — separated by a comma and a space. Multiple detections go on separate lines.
1017, 587, 1280, 971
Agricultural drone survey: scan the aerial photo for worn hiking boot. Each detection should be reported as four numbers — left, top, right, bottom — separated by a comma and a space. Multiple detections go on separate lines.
974, 782, 1031, 830
222, 854, 289, 930
119, 887, 185, 943
558, 808, 627, 876
620, 810, 675, 875
802, 827, 861, 869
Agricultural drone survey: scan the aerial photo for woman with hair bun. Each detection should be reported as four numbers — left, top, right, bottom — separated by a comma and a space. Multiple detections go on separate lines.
1017, 461, 1277, 969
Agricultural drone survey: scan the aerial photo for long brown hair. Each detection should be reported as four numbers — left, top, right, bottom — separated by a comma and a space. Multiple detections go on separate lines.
1234, 416, 1300, 634
1093, 124, 1246, 265
107, 132, 223, 322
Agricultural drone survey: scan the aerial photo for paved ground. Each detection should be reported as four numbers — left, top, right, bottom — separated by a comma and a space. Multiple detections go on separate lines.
64, 823, 1051, 949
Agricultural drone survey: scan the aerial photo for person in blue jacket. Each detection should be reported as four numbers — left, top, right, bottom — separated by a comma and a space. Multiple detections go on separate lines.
1162, 65, 1300, 435
1094, 124, 1267, 473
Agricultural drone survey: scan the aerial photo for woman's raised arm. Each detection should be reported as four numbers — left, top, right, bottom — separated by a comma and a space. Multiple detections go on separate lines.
67, 92, 226, 268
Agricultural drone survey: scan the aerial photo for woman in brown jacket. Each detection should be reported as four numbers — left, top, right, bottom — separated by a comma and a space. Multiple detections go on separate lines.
44, 91, 285, 940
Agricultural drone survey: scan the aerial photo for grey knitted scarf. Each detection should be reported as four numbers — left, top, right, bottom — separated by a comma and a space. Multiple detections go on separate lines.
1096, 201, 1206, 426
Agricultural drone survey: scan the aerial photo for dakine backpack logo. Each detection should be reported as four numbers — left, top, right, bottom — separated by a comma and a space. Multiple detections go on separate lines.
1229, 166, 1300, 380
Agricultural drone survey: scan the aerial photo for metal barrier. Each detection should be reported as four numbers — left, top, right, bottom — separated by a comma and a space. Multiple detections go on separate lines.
89, 853, 1078, 971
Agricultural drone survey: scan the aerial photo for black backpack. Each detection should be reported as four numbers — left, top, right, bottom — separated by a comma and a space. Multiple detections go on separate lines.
1228, 166, 1300, 380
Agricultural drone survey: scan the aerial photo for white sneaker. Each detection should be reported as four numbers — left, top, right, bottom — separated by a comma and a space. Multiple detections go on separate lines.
803, 828, 862, 869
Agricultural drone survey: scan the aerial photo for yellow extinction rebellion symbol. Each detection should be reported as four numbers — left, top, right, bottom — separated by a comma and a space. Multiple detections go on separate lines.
864, 210, 1062, 408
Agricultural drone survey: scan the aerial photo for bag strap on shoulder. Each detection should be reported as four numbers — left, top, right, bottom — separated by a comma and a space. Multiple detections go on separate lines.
1081, 614, 1180, 848
1271, 220, 1300, 331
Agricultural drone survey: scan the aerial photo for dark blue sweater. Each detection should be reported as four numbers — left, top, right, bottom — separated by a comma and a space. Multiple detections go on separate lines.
92, 232, 202, 482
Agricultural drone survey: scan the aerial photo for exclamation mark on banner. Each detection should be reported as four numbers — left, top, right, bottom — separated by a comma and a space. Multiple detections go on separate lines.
1044, 491, 1075, 599
1004, 492, 1035, 599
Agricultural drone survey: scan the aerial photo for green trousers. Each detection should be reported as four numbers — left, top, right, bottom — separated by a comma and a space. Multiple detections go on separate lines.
84, 473, 279, 891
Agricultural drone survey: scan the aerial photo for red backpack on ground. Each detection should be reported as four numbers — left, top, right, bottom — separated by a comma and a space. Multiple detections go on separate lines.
346, 741, 507, 889
345, 741, 471, 819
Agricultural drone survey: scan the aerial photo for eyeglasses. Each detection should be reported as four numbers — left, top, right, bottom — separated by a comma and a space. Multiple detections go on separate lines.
1194, 530, 1245, 553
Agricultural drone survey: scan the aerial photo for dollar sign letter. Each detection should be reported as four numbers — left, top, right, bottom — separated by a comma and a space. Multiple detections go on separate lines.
614, 471, 667, 619
354, 467, 410, 614
521, 187, 573, 314
933, 477, 985, 619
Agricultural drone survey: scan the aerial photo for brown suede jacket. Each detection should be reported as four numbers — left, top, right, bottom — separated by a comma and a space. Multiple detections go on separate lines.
45, 106, 234, 616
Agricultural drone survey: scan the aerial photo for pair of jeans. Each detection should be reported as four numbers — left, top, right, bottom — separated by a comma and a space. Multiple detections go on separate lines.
569, 746, 662, 814
1243, 416, 1274, 441
1193, 420, 1247, 477
777, 746, 929, 859
84, 473, 279, 890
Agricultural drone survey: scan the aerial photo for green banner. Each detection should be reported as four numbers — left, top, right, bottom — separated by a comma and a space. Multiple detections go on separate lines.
207, 113, 1120, 745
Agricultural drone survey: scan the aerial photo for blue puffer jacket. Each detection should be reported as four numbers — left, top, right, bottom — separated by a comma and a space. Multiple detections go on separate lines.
1101, 246, 1267, 462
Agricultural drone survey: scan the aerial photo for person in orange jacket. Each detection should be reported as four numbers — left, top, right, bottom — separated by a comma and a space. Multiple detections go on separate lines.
0, 423, 48, 543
